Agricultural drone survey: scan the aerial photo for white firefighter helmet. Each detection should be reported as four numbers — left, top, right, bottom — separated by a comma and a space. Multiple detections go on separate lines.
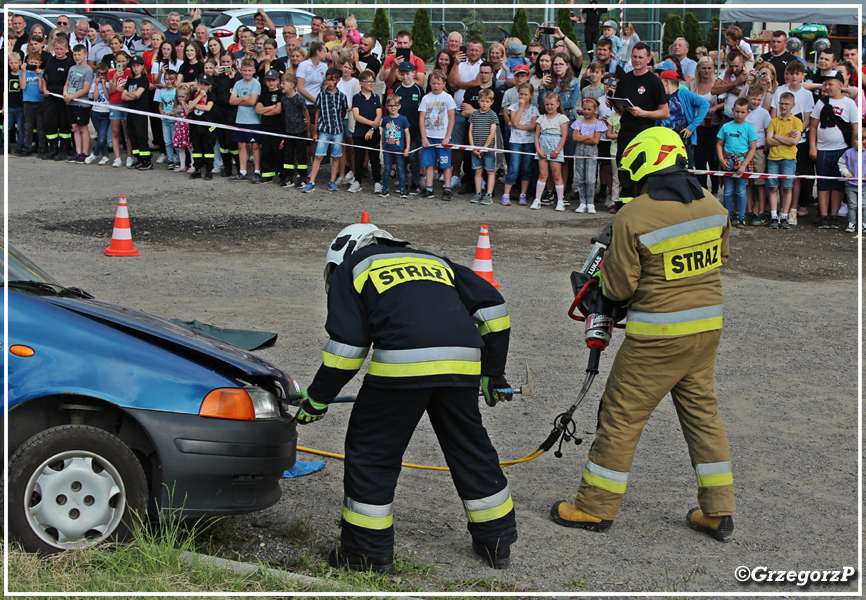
323, 223, 404, 289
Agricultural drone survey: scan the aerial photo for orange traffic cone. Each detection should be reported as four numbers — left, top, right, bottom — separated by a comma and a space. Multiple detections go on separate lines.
104, 196, 139, 257
471, 224, 501, 289
360, 210, 370, 224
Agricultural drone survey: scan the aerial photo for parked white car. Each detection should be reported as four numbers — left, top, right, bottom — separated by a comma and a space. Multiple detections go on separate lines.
210, 8, 315, 50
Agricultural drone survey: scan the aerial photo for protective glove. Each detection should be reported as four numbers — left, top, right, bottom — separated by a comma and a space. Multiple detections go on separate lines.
481, 375, 512, 407
294, 389, 328, 424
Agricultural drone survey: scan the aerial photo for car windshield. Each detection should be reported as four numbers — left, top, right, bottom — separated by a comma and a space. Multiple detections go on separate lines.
3, 244, 61, 286
210, 13, 231, 27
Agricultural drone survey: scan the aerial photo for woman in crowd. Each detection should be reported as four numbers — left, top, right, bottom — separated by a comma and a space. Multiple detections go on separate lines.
287, 47, 305, 76
487, 42, 509, 90
740, 60, 776, 110
177, 39, 204, 89
689, 56, 725, 195
530, 49, 553, 94
538, 52, 580, 199
426, 49, 457, 95
206, 37, 223, 62
620, 23, 639, 66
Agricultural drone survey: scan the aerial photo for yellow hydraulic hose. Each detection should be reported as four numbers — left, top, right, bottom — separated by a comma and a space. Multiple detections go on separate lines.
296, 445, 547, 471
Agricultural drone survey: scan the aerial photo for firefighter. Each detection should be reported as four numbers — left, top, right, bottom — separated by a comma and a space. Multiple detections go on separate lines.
550, 127, 736, 542
296, 223, 518, 573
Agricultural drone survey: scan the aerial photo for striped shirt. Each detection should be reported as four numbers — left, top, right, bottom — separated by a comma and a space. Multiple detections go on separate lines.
315, 88, 348, 135
468, 109, 499, 148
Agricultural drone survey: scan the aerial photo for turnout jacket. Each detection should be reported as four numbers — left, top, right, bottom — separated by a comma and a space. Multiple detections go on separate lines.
600, 188, 730, 338
308, 245, 510, 403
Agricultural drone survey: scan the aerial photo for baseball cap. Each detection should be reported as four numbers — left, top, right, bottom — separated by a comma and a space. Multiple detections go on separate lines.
507, 41, 527, 56
196, 73, 214, 85
264, 69, 280, 80
398, 60, 416, 71
821, 70, 845, 83
512, 64, 530, 74
603, 20, 618, 30
655, 60, 676, 73
659, 69, 680, 81
129, 55, 144, 66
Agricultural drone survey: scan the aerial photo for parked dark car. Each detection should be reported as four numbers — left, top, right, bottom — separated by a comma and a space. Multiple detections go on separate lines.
4, 243, 298, 554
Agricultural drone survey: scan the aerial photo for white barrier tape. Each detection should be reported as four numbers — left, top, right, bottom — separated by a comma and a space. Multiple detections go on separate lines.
689, 169, 852, 182
50, 92, 422, 156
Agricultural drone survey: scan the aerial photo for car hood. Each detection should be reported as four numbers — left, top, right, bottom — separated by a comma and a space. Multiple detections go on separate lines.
42, 295, 288, 381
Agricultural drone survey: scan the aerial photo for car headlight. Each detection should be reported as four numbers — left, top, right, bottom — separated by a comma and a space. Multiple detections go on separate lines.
246, 386, 281, 420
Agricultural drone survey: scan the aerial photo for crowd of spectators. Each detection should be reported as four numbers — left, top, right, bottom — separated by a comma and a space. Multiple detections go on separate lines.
3, 9, 862, 229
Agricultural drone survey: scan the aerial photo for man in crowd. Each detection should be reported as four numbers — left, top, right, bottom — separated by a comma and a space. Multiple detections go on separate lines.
121, 20, 145, 56
382, 30, 426, 92
195, 24, 209, 47
357, 34, 381, 77
760, 31, 797, 85
451, 38, 484, 192
164, 11, 182, 43
671, 37, 696, 82
277, 25, 302, 59
326, 18, 347, 51
806, 49, 838, 102
11, 14, 28, 48
615, 42, 669, 164
88, 23, 115, 67
252, 8, 277, 39
54, 16, 70, 35
302, 16, 325, 51
712, 48, 748, 121
71, 20, 92, 54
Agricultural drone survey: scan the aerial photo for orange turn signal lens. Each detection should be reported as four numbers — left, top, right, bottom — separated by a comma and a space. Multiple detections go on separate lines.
199, 388, 256, 420
9, 345, 35, 357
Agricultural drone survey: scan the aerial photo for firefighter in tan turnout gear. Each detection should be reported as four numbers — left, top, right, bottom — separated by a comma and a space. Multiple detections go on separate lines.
295, 223, 518, 573
551, 127, 736, 542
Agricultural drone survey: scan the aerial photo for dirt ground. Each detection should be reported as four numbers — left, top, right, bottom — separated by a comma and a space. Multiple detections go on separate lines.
7, 156, 860, 594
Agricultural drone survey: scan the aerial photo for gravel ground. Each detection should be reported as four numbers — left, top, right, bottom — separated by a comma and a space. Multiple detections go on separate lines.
7, 155, 860, 595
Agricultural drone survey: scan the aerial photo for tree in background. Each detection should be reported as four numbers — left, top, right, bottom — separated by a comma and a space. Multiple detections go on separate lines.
411, 8, 435, 61
462, 10, 485, 45
370, 8, 391, 47
556, 4, 578, 47
511, 8, 532, 46
706, 16, 720, 52
683, 12, 702, 60
662, 14, 683, 56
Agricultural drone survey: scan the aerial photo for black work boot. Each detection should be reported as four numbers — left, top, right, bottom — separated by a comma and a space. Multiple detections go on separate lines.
203, 168, 213, 180
327, 546, 394, 574
220, 153, 232, 177
42, 141, 56, 160
189, 169, 201, 179
686, 508, 734, 542
472, 540, 511, 569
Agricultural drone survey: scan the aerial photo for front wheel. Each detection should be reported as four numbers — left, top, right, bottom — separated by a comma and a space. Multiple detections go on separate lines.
7, 424, 148, 554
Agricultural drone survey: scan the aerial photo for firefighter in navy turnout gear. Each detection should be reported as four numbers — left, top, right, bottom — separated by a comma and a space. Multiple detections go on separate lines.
550, 127, 736, 542
297, 223, 518, 572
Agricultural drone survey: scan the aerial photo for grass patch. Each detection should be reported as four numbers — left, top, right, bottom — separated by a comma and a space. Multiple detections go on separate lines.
651, 563, 701, 596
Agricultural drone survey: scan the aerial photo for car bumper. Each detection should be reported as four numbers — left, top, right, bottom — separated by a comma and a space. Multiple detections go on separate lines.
131, 409, 297, 518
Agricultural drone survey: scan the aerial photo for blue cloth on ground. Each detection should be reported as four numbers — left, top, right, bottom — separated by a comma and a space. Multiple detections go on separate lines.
282, 460, 326, 478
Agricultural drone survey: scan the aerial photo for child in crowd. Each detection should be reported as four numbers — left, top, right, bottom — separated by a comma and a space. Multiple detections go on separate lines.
717, 97, 757, 226
468, 88, 499, 205
532, 91, 569, 211
279, 73, 310, 188
597, 73, 620, 211
108, 51, 134, 167
597, 21, 623, 61
695, 46, 709, 61
771, 60, 814, 223
255, 69, 285, 184
187, 73, 215, 180
744, 85, 771, 225
157, 70, 178, 169
580, 61, 606, 104
766, 91, 803, 229
85, 63, 112, 164
502, 81, 538, 206
724, 26, 753, 68
838, 129, 865, 234
419, 69, 456, 200
172, 85, 193, 172
121, 55, 151, 170
336, 56, 358, 185
19, 52, 46, 158
571, 97, 608, 213
8, 52, 25, 155
349, 70, 382, 194
380, 94, 411, 198
505, 41, 529, 73
229, 58, 263, 183
303, 66, 348, 193
63, 44, 94, 164
394, 61, 425, 194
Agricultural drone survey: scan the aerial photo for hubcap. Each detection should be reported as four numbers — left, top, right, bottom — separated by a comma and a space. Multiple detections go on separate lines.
23, 451, 127, 550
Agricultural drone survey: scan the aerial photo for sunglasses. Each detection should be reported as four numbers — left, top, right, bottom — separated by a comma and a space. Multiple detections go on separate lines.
57, 22, 68, 26
528, 51, 540, 55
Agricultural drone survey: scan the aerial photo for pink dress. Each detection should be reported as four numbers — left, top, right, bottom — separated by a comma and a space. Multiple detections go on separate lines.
172, 105, 192, 148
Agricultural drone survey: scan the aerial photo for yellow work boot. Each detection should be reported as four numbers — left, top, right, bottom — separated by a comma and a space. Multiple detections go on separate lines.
686, 507, 734, 542
550, 501, 613, 531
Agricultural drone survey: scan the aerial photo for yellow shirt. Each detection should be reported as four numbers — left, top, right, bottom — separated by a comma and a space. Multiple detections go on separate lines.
767, 115, 803, 161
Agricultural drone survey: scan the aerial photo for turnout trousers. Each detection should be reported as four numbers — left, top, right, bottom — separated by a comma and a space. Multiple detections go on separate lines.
42, 96, 71, 148
190, 123, 217, 173
575, 330, 735, 520
341, 384, 518, 558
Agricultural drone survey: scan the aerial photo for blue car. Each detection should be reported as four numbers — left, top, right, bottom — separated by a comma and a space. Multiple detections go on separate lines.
4, 244, 298, 553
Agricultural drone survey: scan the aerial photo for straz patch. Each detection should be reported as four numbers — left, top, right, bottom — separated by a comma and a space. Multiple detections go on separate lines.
663, 240, 722, 280
371, 259, 454, 292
